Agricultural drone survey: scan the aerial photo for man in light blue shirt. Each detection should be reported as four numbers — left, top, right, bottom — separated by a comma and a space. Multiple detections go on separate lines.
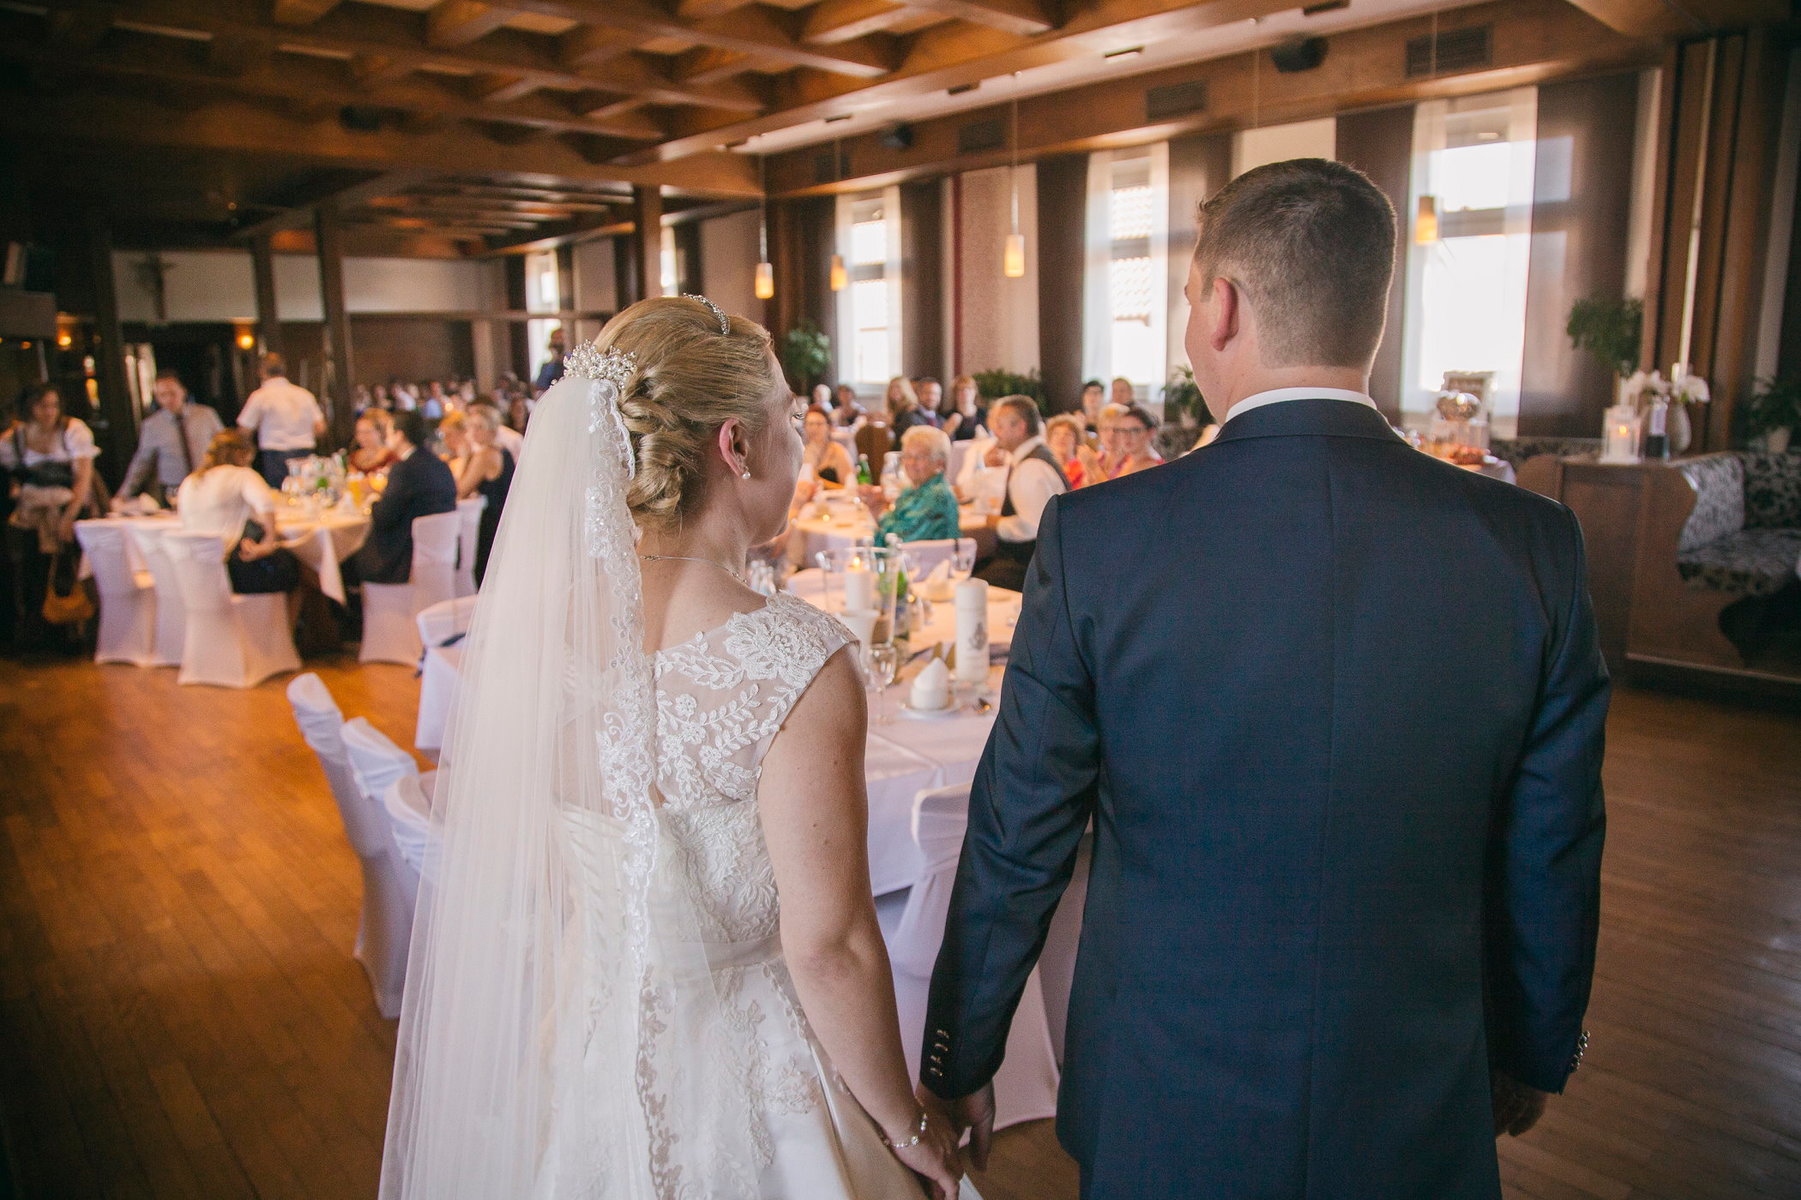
117, 370, 223, 506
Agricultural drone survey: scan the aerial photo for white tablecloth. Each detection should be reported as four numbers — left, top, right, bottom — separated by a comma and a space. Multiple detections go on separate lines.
77, 509, 371, 603
788, 497, 994, 569
414, 583, 1021, 894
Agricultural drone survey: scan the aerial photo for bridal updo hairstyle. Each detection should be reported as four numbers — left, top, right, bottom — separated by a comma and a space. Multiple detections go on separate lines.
592, 296, 780, 531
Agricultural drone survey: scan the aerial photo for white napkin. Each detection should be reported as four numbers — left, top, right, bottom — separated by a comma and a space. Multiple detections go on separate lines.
909, 657, 952, 711
921, 558, 953, 601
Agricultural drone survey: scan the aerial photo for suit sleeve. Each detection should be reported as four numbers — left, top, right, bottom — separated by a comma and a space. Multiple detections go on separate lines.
370, 460, 412, 532
922, 495, 1100, 1099
1487, 503, 1609, 1093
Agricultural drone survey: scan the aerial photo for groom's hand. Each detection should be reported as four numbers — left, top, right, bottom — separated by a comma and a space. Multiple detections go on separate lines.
1491, 1071, 1549, 1138
925, 1081, 995, 1171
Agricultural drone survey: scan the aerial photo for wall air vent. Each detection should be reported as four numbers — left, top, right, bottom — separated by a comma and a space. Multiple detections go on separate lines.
1405, 25, 1492, 77
957, 118, 1005, 155
1145, 78, 1208, 122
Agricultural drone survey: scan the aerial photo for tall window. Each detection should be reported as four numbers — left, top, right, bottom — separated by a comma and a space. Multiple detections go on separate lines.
1401, 88, 1539, 433
834, 189, 903, 388
1082, 145, 1169, 403
524, 249, 561, 385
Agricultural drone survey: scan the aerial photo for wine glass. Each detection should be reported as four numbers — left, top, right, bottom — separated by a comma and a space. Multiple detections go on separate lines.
951, 540, 977, 583
866, 642, 899, 724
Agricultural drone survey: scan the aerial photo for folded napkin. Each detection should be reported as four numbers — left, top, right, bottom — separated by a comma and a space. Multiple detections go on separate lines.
920, 559, 953, 601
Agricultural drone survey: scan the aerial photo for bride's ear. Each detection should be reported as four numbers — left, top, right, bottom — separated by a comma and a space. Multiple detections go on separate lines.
716, 419, 750, 477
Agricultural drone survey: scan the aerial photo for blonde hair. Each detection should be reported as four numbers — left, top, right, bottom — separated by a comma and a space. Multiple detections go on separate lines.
357, 408, 393, 435
438, 411, 468, 436
1045, 412, 1085, 450
203, 429, 254, 471
594, 296, 779, 531
885, 376, 918, 413
463, 405, 498, 434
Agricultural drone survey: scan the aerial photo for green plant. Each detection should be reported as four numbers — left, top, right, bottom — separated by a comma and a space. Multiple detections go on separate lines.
1743, 376, 1801, 439
1566, 296, 1643, 377
778, 321, 832, 392
1159, 364, 1212, 425
971, 368, 1044, 404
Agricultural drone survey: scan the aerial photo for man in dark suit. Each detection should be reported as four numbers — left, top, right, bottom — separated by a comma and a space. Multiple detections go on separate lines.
350, 409, 456, 585
921, 158, 1607, 1199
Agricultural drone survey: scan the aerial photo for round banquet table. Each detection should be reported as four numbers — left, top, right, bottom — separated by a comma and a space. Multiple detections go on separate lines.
787, 492, 997, 569
78, 508, 371, 604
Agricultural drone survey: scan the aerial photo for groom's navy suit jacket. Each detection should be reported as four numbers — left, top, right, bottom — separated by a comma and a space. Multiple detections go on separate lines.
923, 399, 1607, 1199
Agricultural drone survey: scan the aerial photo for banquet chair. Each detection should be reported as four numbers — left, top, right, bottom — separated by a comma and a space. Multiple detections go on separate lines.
75, 520, 157, 666
453, 495, 486, 599
286, 674, 420, 1019
360, 511, 461, 666
128, 523, 186, 666
896, 537, 978, 581
165, 531, 300, 688
855, 420, 893, 465
877, 783, 1062, 1130
415, 594, 479, 651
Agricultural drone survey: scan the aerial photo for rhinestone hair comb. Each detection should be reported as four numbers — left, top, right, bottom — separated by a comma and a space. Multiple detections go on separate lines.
682, 293, 731, 335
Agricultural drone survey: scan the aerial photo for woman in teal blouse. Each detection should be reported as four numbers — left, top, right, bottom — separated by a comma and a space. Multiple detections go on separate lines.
860, 425, 960, 544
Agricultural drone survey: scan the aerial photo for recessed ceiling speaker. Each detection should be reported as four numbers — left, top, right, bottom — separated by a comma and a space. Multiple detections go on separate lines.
1270, 36, 1328, 74
879, 123, 914, 151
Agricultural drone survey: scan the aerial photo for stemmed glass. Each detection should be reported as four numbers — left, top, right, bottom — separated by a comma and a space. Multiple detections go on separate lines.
950, 540, 977, 583
866, 642, 899, 724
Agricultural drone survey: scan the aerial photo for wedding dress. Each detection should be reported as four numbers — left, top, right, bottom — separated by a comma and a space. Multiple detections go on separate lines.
381, 340, 928, 1199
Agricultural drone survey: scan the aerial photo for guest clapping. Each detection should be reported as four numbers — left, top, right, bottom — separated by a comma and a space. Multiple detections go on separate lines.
1078, 379, 1106, 432
1083, 402, 1164, 483
940, 375, 988, 441
1045, 414, 1088, 489
859, 426, 960, 543
349, 410, 397, 475
800, 407, 854, 487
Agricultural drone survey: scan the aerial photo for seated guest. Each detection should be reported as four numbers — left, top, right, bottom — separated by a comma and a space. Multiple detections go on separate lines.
116, 369, 224, 508
801, 406, 855, 487
939, 375, 988, 441
371, 384, 392, 412
811, 383, 833, 413
1044, 413, 1088, 489
470, 398, 525, 461
833, 383, 866, 427
350, 410, 457, 586
1110, 376, 1136, 408
973, 395, 1068, 592
1079, 379, 1106, 433
505, 394, 532, 436
886, 376, 938, 438
915, 377, 945, 427
177, 430, 300, 596
1084, 401, 1165, 483
860, 426, 960, 544
437, 411, 471, 480
238, 353, 326, 487
348, 409, 397, 475
453, 405, 515, 587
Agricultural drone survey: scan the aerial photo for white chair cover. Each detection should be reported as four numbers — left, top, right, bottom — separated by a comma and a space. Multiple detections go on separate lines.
897, 537, 978, 580
415, 595, 479, 651
165, 531, 300, 688
881, 783, 1062, 1131
75, 520, 157, 666
286, 674, 419, 1019
382, 772, 437, 877
361, 511, 462, 665
128, 523, 186, 666
453, 495, 485, 599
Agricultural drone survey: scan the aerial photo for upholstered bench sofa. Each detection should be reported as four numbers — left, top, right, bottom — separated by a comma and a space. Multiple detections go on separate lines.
1675, 452, 1801, 598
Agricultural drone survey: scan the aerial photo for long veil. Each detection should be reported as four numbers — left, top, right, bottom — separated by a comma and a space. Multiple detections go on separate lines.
380, 345, 760, 1198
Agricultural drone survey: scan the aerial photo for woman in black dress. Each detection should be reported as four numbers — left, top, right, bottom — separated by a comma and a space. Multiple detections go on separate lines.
452, 405, 515, 587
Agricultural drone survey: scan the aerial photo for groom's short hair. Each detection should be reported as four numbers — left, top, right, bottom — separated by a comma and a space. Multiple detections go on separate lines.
1192, 158, 1395, 370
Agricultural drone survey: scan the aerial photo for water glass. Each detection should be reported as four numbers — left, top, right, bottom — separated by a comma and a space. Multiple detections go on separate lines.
866, 642, 899, 724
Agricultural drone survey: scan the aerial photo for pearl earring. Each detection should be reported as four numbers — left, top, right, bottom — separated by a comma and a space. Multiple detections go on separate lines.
740, 469, 752, 480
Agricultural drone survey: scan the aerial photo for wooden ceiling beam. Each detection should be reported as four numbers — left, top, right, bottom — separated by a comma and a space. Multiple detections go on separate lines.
674, 0, 759, 19
557, 25, 645, 70
802, 0, 914, 47
427, 0, 522, 50
272, 0, 344, 27
1559, 0, 1787, 37
470, 72, 542, 102
234, 169, 439, 240
900, 0, 1055, 38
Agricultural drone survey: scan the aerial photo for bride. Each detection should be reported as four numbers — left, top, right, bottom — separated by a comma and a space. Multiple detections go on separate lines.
380, 296, 965, 1199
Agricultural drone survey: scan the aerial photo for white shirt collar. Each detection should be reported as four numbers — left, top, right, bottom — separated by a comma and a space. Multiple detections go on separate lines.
1226, 387, 1379, 422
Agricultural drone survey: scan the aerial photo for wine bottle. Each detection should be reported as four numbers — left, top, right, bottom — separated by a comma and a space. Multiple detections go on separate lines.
856, 455, 873, 486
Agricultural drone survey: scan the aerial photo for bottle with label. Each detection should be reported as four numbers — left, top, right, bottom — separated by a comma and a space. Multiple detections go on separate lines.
856, 454, 873, 487
1645, 398, 1670, 461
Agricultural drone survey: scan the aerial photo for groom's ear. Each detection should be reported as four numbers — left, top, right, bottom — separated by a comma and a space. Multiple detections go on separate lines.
1210, 275, 1241, 353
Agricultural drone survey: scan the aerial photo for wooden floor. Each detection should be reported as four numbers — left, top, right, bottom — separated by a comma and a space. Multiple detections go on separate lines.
2, 655, 1799, 1200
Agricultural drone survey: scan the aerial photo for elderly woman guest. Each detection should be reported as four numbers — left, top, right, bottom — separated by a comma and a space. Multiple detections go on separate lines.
1085, 401, 1164, 483
939, 375, 988, 441
885, 376, 938, 438
800, 406, 855, 487
859, 425, 960, 544
349, 409, 397, 475
453, 404, 516, 586
1044, 413, 1089, 489
177, 429, 301, 596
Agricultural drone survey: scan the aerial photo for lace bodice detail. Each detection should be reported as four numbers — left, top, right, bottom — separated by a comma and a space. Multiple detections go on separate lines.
653, 592, 853, 944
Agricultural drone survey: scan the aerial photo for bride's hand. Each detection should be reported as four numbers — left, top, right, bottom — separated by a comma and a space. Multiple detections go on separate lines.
884, 1105, 963, 1199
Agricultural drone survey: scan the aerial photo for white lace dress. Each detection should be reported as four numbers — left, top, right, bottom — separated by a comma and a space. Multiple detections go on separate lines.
566, 591, 923, 1199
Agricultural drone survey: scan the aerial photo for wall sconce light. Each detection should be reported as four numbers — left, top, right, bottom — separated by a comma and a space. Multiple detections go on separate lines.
829, 253, 848, 292
235, 326, 257, 350
754, 261, 775, 300
56, 328, 74, 349
1415, 195, 1439, 245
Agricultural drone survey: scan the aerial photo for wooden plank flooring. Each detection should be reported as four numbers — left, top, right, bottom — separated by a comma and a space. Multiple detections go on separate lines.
2, 654, 1799, 1199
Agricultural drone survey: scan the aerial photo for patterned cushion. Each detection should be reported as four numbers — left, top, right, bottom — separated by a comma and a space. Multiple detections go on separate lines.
1740, 451, 1801, 529
1677, 454, 1745, 553
1676, 528, 1801, 597
1489, 437, 1602, 470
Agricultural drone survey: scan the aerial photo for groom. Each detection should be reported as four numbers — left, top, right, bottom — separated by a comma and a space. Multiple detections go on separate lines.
921, 158, 1607, 1198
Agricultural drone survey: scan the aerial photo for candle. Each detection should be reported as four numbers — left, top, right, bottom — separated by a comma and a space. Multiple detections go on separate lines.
844, 563, 875, 613
954, 577, 990, 684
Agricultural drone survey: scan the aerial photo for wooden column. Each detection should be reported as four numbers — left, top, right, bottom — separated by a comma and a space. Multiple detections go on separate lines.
250, 233, 284, 360
314, 199, 355, 449
1035, 155, 1088, 415
633, 185, 663, 300
769, 196, 836, 361
674, 220, 703, 298
900, 179, 945, 381
613, 233, 642, 309
84, 212, 134, 483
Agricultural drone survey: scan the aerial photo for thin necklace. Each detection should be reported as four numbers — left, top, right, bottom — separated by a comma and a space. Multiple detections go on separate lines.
638, 553, 747, 586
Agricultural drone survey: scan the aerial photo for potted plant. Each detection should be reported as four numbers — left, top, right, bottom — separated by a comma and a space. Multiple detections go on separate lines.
1566, 296, 1644, 401
971, 368, 1044, 405
1159, 364, 1212, 428
1744, 376, 1801, 454
779, 321, 832, 393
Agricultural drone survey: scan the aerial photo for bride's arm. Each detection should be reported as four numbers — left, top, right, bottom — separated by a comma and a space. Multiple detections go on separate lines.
758, 648, 961, 1195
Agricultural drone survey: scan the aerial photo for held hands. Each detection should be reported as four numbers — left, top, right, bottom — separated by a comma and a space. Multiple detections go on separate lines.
1491, 1071, 1549, 1138
885, 1101, 963, 1200
928, 1080, 996, 1172
982, 445, 1008, 469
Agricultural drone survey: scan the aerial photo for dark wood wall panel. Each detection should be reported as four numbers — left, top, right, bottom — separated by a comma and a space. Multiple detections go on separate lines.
770, 195, 837, 369
1036, 154, 1088, 415
1335, 105, 1416, 423
901, 179, 945, 382
1518, 72, 1640, 437
279, 318, 474, 393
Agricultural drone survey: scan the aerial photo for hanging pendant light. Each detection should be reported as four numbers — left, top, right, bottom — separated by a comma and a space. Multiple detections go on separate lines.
829, 136, 848, 291
1003, 76, 1026, 279
1415, 194, 1439, 245
755, 151, 775, 300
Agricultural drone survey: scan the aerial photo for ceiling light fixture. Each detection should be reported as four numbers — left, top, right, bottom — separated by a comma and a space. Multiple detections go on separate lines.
829, 136, 848, 292
1415, 11, 1440, 246
755, 151, 775, 300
